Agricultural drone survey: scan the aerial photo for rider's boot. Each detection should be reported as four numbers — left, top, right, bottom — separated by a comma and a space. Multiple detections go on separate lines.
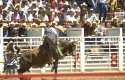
48, 55, 55, 66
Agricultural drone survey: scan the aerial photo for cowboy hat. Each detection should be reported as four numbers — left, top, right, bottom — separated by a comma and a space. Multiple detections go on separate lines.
122, 19, 125, 23
81, 2, 87, 6
112, 16, 118, 21
9, 21, 15, 25
72, 20, 79, 24
2, 23, 8, 27
39, 23, 46, 27
31, 22, 38, 27
95, 19, 100, 24
56, 25, 64, 32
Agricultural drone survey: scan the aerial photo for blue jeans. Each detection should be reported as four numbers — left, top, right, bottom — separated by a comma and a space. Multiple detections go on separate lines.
98, 3, 108, 21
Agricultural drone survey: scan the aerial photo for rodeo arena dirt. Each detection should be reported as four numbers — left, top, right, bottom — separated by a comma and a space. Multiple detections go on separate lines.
0, 72, 125, 80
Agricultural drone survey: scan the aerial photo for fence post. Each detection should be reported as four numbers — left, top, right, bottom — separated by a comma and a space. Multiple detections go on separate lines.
119, 28, 123, 72
80, 28, 85, 72
0, 28, 4, 74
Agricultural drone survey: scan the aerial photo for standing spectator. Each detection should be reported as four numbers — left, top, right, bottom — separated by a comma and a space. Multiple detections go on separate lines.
108, 0, 117, 12
85, 0, 96, 10
89, 21, 97, 36
119, 19, 125, 35
109, 17, 119, 28
80, 2, 88, 21
97, 0, 110, 22
81, 19, 92, 36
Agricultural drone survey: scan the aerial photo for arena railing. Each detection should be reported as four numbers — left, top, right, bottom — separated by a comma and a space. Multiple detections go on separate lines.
1, 28, 125, 73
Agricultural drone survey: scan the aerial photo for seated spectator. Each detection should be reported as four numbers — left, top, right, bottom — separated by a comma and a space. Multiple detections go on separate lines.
0, 9, 2, 20
87, 8, 98, 21
115, 7, 123, 12
65, 10, 76, 23
7, 22, 15, 37
71, 20, 79, 28
26, 9, 34, 21
20, 0, 29, 13
29, 1, 39, 11
2, 9, 11, 21
53, 10, 60, 23
48, 9, 55, 22
18, 23, 27, 37
0, 0, 3, 6
74, 10, 80, 21
39, 23, 47, 28
11, 8, 20, 21
62, 19, 71, 28
31, 22, 38, 28
109, 17, 119, 28
3, 23, 8, 37
38, 8, 49, 22
71, 2, 80, 13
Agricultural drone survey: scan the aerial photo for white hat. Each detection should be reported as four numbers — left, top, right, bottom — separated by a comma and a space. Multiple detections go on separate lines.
122, 19, 125, 22
39, 23, 46, 27
81, 2, 87, 6
56, 25, 64, 32
31, 22, 38, 27
2, 23, 8, 27
9, 21, 15, 25
32, 1, 37, 4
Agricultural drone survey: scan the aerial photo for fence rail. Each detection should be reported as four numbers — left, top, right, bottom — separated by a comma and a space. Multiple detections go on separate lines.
0, 28, 125, 73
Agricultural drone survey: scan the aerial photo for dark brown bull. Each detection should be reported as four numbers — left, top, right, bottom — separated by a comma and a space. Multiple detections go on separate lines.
17, 38, 77, 80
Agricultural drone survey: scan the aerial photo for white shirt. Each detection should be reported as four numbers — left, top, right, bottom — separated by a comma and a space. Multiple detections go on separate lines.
0, 0, 3, 6
0, 14, 3, 20
98, 0, 108, 4
46, 27, 59, 39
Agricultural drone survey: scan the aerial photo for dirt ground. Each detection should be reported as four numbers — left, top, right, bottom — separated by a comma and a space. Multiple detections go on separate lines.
0, 76, 125, 80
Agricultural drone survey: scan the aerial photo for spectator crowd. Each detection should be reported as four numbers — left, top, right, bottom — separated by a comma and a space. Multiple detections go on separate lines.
0, 0, 125, 37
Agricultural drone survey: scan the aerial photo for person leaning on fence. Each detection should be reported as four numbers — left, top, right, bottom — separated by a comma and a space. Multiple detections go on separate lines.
43, 22, 64, 63
119, 19, 125, 36
109, 17, 119, 28
5, 39, 20, 61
